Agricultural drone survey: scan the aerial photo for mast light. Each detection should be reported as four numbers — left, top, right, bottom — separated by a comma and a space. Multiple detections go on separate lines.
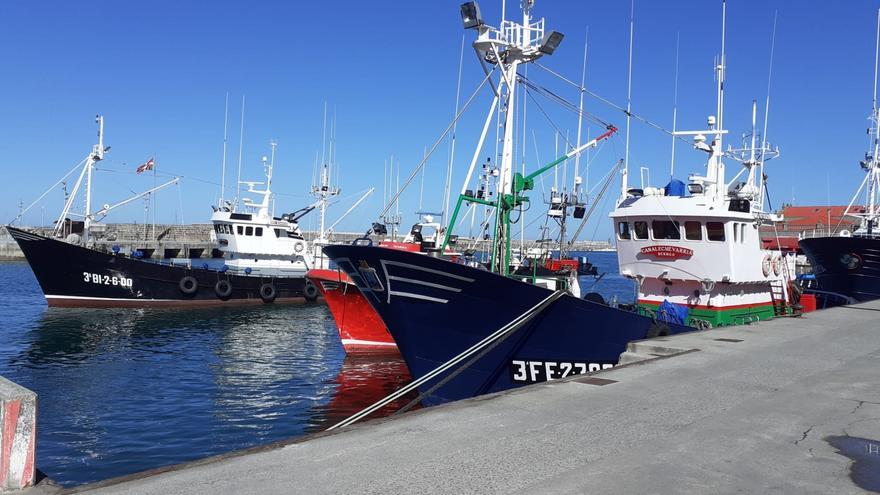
539, 31, 564, 55
460, 2, 483, 30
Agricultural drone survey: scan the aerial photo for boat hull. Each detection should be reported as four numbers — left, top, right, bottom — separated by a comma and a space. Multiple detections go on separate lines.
323, 244, 693, 405
799, 235, 880, 303
7, 226, 312, 307
306, 268, 397, 354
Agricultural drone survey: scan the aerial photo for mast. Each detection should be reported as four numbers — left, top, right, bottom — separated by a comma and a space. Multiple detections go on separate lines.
83, 115, 106, 244
235, 95, 246, 211
220, 92, 229, 207
621, 0, 634, 198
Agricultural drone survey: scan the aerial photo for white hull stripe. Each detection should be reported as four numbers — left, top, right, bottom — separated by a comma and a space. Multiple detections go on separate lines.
380, 260, 474, 282
45, 295, 177, 302
8, 231, 43, 241
387, 290, 448, 303
387, 275, 462, 292
340, 338, 397, 347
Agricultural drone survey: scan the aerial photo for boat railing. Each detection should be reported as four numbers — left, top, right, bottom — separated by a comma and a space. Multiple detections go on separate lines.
798, 229, 880, 240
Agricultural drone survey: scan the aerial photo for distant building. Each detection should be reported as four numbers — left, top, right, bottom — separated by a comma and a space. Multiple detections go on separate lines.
760, 205, 865, 252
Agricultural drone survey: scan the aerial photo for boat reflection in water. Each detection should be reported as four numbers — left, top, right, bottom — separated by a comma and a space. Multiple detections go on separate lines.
308, 354, 415, 431
8, 303, 410, 487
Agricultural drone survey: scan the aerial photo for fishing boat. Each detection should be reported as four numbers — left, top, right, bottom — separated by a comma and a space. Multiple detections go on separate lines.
798, 10, 880, 304
8, 117, 321, 307
307, 217, 455, 354
323, 0, 693, 406
610, 3, 799, 327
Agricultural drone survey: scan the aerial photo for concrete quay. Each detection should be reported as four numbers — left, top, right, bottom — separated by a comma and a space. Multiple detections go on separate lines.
57, 299, 880, 494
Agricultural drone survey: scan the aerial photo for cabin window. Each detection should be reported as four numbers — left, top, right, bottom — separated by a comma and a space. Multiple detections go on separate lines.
652, 220, 681, 240
275, 229, 284, 238
255, 227, 263, 237
225, 224, 232, 234
237, 225, 243, 235
633, 221, 648, 240
617, 222, 631, 240
707, 222, 725, 241
684, 221, 702, 240
245, 226, 253, 236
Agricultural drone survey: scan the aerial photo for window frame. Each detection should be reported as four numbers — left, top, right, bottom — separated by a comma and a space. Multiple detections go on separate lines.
706, 221, 726, 242
633, 221, 649, 240
684, 221, 702, 241
651, 220, 681, 241
617, 222, 631, 240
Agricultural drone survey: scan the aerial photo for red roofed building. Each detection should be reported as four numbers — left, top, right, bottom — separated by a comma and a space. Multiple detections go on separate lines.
760, 205, 865, 252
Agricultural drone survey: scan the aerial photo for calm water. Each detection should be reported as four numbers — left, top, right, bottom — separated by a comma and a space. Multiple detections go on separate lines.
0, 251, 631, 487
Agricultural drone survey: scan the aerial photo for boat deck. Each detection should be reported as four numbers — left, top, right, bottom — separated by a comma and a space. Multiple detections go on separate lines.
71, 301, 880, 494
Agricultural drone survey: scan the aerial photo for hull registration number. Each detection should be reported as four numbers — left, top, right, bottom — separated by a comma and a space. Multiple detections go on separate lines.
510, 359, 614, 383
83, 271, 133, 287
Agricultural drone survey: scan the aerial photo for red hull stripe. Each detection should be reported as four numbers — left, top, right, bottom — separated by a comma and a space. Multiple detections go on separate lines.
638, 299, 774, 311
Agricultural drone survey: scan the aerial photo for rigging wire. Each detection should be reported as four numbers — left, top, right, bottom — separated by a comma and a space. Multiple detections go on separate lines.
375, 67, 496, 224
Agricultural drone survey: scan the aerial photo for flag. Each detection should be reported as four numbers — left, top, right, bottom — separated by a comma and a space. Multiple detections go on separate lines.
136, 157, 155, 174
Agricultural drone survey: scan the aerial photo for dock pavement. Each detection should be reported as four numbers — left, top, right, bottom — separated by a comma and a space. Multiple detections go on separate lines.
62, 300, 880, 494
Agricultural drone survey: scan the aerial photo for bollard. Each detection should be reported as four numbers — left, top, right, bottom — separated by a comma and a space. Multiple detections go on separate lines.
0, 377, 36, 491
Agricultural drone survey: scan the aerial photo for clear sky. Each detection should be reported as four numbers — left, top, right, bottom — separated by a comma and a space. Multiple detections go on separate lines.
1, 1, 878, 242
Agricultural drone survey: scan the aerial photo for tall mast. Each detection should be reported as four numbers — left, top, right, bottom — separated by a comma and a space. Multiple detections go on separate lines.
621, 0, 634, 198
868, 8, 880, 227
670, 32, 680, 178
235, 95, 246, 210
83, 115, 106, 243
220, 92, 229, 206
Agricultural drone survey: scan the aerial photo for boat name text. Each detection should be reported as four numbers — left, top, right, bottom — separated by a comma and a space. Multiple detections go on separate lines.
639, 245, 694, 260
510, 360, 614, 383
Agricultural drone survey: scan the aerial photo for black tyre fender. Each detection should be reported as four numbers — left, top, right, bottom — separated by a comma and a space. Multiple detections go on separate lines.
214, 279, 233, 300
582, 292, 606, 305
259, 282, 277, 303
645, 322, 670, 339
303, 280, 319, 301
178, 276, 198, 295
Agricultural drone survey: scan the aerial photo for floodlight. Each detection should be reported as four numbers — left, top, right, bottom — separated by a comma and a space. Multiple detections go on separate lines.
460, 2, 483, 30
539, 31, 564, 55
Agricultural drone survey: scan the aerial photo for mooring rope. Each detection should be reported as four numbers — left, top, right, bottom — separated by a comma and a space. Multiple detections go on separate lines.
326, 289, 565, 430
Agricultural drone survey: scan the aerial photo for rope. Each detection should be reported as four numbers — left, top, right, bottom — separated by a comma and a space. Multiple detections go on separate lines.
326, 289, 565, 430
375, 68, 495, 225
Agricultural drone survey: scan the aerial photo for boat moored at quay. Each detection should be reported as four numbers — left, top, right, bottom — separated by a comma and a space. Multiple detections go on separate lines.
798, 10, 880, 305
8, 117, 321, 307
324, 0, 693, 406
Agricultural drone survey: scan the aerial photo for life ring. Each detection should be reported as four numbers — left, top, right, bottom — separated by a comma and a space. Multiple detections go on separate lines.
259, 283, 277, 303
761, 254, 772, 278
772, 254, 781, 276
303, 280, 319, 301
178, 276, 198, 295
294, 242, 305, 253
214, 279, 233, 300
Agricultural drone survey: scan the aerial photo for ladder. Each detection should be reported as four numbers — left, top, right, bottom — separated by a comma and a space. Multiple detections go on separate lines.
769, 280, 787, 316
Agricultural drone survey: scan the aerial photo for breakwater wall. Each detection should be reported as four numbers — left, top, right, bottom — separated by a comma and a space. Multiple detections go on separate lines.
0, 225, 613, 260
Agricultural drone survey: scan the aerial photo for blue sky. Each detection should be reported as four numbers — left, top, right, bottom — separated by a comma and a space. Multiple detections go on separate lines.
1, 1, 877, 242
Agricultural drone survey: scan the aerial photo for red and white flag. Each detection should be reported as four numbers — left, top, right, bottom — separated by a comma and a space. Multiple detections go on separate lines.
136, 157, 155, 174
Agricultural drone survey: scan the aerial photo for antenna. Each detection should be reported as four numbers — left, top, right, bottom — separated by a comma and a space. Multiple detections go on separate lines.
623, 0, 635, 194
759, 11, 778, 212
321, 102, 328, 167
220, 92, 229, 206
574, 26, 588, 197
670, 32, 680, 178
236, 95, 246, 209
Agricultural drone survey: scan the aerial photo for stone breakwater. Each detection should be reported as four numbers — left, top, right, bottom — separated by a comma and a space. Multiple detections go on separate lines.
0, 225, 613, 260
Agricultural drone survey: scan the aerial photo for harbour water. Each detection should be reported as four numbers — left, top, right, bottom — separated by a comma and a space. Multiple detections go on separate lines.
0, 251, 631, 487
